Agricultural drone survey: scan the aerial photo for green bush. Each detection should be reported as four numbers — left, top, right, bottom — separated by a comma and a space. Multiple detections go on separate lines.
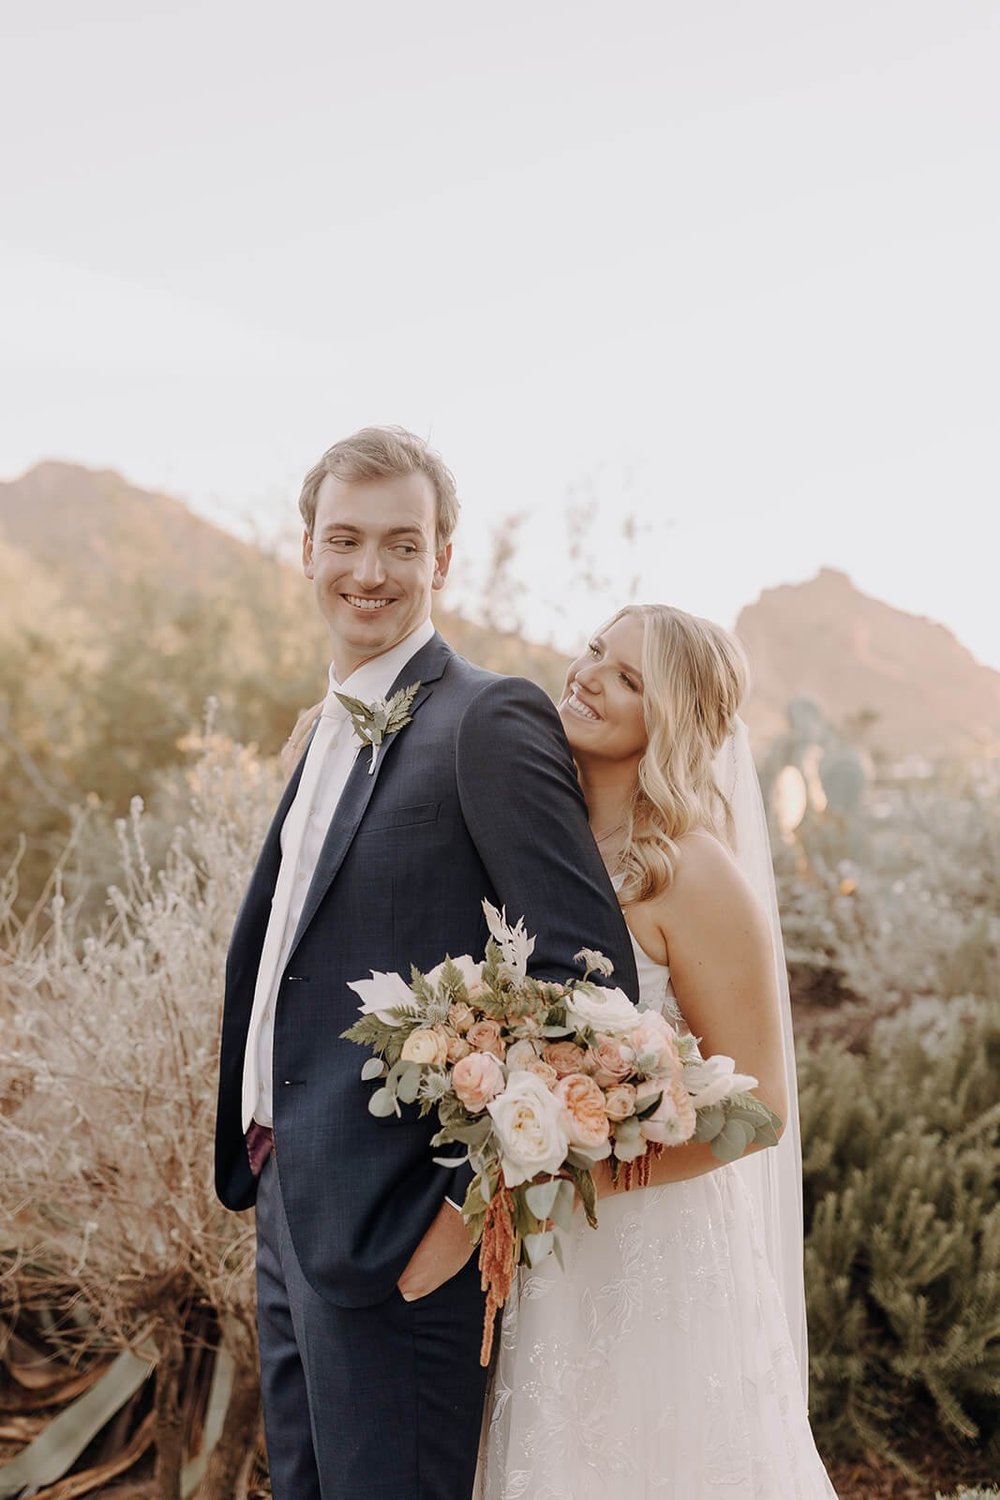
800, 996, 1000, 1475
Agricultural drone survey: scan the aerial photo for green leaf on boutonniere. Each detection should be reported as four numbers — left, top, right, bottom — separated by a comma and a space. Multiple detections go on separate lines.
335, 680, 421, 775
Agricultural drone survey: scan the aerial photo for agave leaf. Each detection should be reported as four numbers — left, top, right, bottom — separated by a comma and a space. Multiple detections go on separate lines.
0, 1342, 154, 1496
180, 1337, 235, 1496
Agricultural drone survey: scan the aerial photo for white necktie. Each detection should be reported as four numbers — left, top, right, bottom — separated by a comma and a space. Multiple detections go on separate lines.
240, 691, 350, 1130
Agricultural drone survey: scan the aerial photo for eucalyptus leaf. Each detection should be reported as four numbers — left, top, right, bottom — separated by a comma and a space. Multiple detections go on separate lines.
711, 1117, 754, 1163
523, 1230, 555, 1267
694, 1104, 725, 1142
566, 1148, 601, 1171
367, 1088, 398, 1118
360, 1057, 386, 1082
549, 1179, 577, 1232
524, 1179, 561, 1220
396, 1064, 422, 1105
444, 1118, 493, 1147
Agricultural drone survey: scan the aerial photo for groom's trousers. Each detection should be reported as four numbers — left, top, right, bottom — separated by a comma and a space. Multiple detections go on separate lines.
255, 1153, 489, 1500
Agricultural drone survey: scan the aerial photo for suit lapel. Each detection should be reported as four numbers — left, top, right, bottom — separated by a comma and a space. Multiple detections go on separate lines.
286, 633, 452, 960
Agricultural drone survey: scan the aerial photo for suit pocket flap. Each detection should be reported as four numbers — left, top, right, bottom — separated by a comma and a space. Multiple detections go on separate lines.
359, 801, 441, 834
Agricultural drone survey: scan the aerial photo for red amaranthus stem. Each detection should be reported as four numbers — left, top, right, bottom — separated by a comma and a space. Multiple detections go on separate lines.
619, 1140, 664, 1191
477, 1183, 516, 1366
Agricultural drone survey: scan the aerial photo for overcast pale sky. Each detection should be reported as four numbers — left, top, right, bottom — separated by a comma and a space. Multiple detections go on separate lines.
2, 1, 998, 663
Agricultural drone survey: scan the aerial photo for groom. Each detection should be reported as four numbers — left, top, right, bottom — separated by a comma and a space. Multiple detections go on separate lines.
214, 426, 638, 1500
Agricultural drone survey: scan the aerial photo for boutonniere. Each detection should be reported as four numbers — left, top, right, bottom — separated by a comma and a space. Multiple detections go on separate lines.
335, 682, 421, 776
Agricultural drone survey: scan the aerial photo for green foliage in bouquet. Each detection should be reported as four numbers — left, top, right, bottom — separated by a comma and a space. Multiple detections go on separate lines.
800, 996, 1000, 1476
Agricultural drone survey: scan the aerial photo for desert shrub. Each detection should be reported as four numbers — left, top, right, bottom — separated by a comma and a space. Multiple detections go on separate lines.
776, 779, 1000, 1028
0, 731, 281, 1498
801, 996, 1000, 1479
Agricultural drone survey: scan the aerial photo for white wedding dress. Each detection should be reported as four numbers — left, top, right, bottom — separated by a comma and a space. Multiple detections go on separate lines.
478, 935, 837, 1500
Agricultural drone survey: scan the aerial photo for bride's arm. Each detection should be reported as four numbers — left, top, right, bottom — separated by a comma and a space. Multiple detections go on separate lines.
597, 833, 787, 1198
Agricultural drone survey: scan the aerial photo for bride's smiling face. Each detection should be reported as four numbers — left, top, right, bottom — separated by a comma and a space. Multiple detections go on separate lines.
559, 614, 648, 765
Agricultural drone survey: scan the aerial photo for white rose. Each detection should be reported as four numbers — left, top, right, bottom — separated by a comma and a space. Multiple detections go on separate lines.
346, 970, 420, 1026
564, 983, 641, 1036
505, 1039, 543, 1071
487, 1072, 569, 1188
684, 1055, 759, 1109
425, 953, 486, 994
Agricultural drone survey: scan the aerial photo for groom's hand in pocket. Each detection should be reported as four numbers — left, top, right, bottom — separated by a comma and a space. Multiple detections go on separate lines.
397, 1200, 475, 1302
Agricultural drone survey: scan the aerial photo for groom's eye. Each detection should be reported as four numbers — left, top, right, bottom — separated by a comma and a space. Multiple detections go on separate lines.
587, 642, 601, 658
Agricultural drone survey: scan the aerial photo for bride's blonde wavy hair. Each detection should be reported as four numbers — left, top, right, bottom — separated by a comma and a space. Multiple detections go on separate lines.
609, 604, 749, 906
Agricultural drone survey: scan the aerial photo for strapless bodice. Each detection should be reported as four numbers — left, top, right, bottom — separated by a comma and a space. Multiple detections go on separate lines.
627, 929, 686, 1030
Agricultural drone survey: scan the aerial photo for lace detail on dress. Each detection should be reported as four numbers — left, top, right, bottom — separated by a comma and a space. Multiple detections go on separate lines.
478, 933, 837, 1500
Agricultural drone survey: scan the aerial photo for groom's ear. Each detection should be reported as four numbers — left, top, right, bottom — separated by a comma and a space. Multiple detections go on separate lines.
302, 527, 315, 580
432, 542, 452, 591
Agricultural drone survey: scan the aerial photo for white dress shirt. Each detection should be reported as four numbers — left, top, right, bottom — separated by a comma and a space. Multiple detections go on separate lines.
242, 617, 435, 1131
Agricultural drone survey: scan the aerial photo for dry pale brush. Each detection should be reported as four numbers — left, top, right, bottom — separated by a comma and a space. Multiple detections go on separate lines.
0, 730, 282, 1499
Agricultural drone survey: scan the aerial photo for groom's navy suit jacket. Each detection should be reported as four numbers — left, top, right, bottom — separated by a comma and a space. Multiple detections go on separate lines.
215, 632, 638, 1309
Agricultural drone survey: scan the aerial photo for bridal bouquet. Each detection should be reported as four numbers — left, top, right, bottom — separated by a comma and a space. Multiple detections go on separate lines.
342, 902, 780, 1363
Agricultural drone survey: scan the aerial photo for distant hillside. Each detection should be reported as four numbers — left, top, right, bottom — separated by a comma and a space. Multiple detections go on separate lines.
0, 460, 565, 700
737, 568, 1000, 761
3, 464, 996, 766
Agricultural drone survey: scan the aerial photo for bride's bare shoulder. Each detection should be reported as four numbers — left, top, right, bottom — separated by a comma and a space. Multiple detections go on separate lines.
656, 829, 762, 930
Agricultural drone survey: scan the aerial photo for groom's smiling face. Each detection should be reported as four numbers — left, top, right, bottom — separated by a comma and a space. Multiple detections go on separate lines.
303, 470, 451, 679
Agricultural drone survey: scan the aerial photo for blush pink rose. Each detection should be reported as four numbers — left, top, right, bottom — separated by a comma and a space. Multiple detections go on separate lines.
448, 1001, 476, 1034
445, 1032, 472, 1063
543, 1040, 589, 1078
452, 1051, 506, 1113
588, 1034, 635, 1087
523, 1058, 559, 1088
603, 1082, 637, 1121
554, 1073, 611, 1152
467, 1019, 505, 1058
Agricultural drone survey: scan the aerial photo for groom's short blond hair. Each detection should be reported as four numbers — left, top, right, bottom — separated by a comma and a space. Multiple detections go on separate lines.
298, 426, 460, 547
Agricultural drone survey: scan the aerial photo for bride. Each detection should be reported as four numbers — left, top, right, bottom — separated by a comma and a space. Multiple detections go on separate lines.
478, 605, 836, 1499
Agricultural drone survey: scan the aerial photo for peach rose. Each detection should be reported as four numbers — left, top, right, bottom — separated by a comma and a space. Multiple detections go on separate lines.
523, 1058, 559, 1088
400, 1027, 448, 1065
639, 1077, 697, 1146
448, 1001, 476, 1034
445, 1032, 472, 1064
543, 1040, 589, 1078
555, 1073, 611, 1153
467, 1018, 505, 1058
588, 1034, 635, 1088
603, 1082, 637, 1121
452, 1051, 506, 1113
